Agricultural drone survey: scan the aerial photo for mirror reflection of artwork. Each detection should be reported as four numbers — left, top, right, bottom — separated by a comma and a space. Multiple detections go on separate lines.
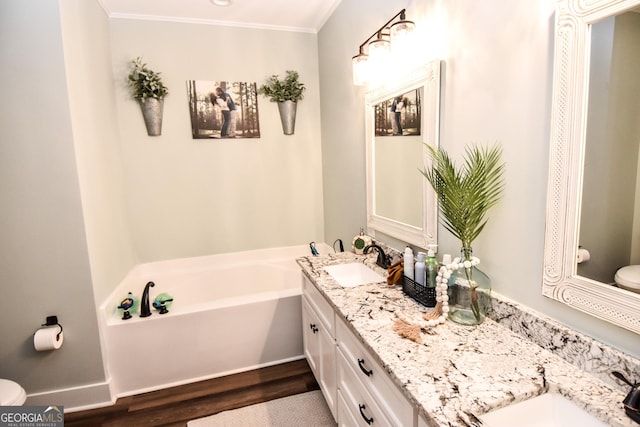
186, 80, 260, 139
374, 88, 422, 137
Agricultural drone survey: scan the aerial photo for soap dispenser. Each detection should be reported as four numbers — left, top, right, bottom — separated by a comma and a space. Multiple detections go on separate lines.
415, 252, 426, 286
426, 249, 438, 288
404, 246, 414, 280
352, 228, 372, 255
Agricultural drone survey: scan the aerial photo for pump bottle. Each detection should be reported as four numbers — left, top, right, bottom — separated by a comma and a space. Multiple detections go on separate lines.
426, 249, 438, 288
404, 246, 414, 280
415, 252, 426, 286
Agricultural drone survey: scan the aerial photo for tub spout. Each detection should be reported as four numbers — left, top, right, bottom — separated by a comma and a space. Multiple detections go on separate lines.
140, 281, 155, 318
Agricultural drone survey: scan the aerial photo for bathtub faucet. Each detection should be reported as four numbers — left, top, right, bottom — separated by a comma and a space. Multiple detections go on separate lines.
140, 281, 155, 318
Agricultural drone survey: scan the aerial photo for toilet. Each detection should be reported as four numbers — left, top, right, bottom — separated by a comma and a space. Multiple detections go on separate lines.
614, 265, 640, 294
0, 379, 26, 406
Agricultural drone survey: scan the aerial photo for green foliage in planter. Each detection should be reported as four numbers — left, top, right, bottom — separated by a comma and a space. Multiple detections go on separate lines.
421, 144, 505, 250
127, 57, 168, 101
258, 70, 306, 102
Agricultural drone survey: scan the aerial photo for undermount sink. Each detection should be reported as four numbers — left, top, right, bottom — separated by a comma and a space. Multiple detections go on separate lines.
323, 262, 385, 287
480, 393, 608, 427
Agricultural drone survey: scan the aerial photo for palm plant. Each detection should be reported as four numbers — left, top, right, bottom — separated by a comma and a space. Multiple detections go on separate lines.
421, 143, 505, 322
421, 144, 505, 250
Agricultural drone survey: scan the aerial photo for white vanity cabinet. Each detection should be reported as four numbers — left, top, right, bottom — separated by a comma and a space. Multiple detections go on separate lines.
302, 274, 416, 426
336, 317, 415, 426
302, 276, 337, 420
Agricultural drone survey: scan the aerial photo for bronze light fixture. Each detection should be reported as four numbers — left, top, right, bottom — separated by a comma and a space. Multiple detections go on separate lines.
352, 9, 416, 86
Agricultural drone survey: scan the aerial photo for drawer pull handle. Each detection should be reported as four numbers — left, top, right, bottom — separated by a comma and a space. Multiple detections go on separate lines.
358, 358, 373, 376
359, 403, 374, 425
309, 323, 318, 334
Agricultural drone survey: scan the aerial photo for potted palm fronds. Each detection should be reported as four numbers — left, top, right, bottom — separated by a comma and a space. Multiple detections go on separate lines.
127, 57, 169, 136
421, 144, 505, 325
258, 70, 305, 135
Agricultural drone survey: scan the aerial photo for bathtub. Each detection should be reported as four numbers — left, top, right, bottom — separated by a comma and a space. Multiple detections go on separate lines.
100, 245, 316, 397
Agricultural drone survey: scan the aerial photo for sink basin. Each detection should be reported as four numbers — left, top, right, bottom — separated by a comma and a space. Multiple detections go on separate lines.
323, 263, 385, 287
480, 393, 607, 427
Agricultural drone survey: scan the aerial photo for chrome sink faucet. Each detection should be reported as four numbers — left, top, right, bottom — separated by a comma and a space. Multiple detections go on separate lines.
363, 242, 391, 269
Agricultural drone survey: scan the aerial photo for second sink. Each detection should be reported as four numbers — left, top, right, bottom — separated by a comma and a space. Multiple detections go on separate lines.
479, 393, 608, 427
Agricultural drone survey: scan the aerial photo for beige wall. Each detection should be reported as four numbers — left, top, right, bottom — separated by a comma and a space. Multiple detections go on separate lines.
109, 19, 325, 263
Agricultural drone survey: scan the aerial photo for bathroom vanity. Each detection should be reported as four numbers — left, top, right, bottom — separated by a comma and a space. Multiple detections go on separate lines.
298, 252, 639, 426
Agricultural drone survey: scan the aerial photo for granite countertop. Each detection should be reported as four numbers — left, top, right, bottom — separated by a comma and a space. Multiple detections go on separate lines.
297, 251, 636, 427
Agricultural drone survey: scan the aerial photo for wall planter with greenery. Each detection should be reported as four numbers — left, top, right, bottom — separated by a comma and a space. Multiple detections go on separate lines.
258, 70, 305, 135
127, 57, 169, 136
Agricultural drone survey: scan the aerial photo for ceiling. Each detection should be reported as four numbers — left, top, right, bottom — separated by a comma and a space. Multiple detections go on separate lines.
97, 0, 343, 33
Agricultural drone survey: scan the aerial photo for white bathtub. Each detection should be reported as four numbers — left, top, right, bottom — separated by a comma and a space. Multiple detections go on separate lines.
100, 245, 315, 397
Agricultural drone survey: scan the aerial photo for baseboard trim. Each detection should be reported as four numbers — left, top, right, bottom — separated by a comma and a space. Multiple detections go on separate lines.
26, 380, 114, 413
115, 354, 306, 398
28, 356, 307, 413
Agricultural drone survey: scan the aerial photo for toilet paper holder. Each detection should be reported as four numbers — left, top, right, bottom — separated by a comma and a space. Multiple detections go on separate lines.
42, 315, 63, 341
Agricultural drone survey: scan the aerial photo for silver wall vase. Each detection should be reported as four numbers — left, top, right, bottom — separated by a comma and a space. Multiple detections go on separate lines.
139, 97, 164, 136
277, 100, 297, 135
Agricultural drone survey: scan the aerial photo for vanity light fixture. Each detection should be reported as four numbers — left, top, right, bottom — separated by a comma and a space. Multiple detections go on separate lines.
352, 9, 416, 86
210, 0, 232, 6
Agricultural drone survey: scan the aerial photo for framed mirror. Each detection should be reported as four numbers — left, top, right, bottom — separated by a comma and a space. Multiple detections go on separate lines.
543, 0, 640, 334
365, 60, 441, 248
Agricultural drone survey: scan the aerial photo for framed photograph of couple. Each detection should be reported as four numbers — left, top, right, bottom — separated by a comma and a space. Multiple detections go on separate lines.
373, 87, 422, 137
186, 80, 261, 139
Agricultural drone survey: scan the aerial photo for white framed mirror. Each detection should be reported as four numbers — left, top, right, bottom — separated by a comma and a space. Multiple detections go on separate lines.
365, 60, 441, 248
543, 0, 640, 334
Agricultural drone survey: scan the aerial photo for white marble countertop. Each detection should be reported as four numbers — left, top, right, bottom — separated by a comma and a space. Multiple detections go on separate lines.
297, 251, 637, 427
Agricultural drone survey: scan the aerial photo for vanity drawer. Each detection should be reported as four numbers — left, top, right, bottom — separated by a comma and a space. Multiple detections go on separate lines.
337, 390, 360, 427
337, 317, 414, 427
302, 275, 335, 336
337, 349, 393, 427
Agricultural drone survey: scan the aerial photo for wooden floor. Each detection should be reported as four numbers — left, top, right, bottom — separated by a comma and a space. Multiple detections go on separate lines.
64, 359, 319, 427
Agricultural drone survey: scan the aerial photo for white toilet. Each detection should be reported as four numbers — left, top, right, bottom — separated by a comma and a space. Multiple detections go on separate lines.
0, 379, 26, 406
614, 265, 640, 294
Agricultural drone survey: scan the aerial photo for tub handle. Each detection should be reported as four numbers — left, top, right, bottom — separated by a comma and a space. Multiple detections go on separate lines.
358, 358, 373, 377
359, 403, 374, 425
309, 323, 318, 334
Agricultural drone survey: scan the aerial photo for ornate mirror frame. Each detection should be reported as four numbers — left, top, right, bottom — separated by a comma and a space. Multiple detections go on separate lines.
543, 0, 640, 333
365, 60, 441, 248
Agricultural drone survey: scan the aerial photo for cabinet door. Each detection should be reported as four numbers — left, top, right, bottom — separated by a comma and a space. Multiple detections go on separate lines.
318, 315, 336, 416
302, 298, 320, 376
302, 297, 337, 420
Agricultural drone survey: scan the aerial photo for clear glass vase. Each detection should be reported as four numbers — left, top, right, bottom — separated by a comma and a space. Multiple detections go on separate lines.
447, 247, 491, 325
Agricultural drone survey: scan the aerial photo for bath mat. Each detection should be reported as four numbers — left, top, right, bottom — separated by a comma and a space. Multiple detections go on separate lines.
187, 390, 336, 427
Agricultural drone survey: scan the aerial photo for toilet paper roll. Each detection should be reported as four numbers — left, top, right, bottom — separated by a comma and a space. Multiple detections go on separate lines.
33, 328, 63, 351
577, 248, 591, 264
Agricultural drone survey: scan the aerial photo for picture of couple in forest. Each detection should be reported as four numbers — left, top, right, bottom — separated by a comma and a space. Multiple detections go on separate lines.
187, 80, 261, 139
374, 88, 422, 137
211, 87, 237, 138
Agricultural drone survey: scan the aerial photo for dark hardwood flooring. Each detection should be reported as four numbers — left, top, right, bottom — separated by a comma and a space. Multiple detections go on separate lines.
64, 359, 319, 427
